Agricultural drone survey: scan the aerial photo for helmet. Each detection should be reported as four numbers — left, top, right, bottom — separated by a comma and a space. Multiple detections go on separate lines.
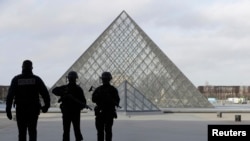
101, 71, 112, 81
67, 71, 78, 79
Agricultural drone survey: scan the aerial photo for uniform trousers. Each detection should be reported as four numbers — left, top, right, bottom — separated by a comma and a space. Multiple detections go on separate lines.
61, 108, 83, 141
95, 114, 114, 141
16, 106, 39, 141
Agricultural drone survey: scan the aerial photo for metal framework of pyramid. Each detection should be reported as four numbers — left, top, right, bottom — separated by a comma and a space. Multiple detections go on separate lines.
49, 10, 213, 108
117, 80, 160, 112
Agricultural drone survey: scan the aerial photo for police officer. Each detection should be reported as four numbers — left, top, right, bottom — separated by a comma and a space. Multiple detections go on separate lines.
92, 72, 120, 141
52, 71, 86, 141
6, 60, 51, 141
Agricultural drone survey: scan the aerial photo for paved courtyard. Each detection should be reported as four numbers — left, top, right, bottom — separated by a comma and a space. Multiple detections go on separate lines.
1, 111, 250, 141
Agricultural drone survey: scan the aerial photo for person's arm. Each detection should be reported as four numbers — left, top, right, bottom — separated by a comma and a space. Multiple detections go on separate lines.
92, 87, 99, 103
37, 77, 50, 112
113, 87, 120, 107
79, 88, 86, 106
52, 86, 65, 96
6, 77, 17, 120
77, 86, 87, 109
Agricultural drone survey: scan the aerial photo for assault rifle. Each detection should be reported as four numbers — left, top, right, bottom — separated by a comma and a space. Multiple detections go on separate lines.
89, 86, 121, 109
57, 87, 92, 111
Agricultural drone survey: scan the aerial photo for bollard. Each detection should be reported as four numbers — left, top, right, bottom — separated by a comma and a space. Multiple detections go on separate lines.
235, 115, 241, 122
217, 112, 222, 118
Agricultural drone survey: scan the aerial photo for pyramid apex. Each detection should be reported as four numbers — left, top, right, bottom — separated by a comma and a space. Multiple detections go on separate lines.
118, 10, 129, 17
121, 10, 127, 13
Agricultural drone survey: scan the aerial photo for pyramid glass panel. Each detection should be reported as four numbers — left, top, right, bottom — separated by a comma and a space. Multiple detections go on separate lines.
49, 11, 213, 108
117, 81, 160, 112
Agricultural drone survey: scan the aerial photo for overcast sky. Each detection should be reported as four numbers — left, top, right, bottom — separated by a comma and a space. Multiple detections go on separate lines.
1, 0, 250, 87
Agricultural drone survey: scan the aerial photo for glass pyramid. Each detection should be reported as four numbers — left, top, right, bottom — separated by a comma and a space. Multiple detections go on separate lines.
50, 10, 213, 108
117, 80, 160, 112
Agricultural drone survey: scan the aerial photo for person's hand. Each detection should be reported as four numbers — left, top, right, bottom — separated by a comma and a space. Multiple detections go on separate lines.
6, 109, 12, 120
41, 106, 49, 113
80, 103, 85, 110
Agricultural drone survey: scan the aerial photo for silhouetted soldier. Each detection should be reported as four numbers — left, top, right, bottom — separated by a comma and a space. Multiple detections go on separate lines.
92, 72, 120, 141
6, 60, 51, 141
52, 71, 86, 141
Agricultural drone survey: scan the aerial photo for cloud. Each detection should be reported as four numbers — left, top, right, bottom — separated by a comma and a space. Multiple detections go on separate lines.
1, 0, 250, 87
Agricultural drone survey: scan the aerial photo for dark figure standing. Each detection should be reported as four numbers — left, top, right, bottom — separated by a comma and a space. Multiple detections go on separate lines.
6, 60, 51, 141
92, 72, 120, 141
52, 71, 86, 141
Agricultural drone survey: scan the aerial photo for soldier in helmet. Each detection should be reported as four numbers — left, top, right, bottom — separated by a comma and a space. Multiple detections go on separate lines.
6, 60, 51, 141
92, 71, 120, 141
52, 71, 86, 141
